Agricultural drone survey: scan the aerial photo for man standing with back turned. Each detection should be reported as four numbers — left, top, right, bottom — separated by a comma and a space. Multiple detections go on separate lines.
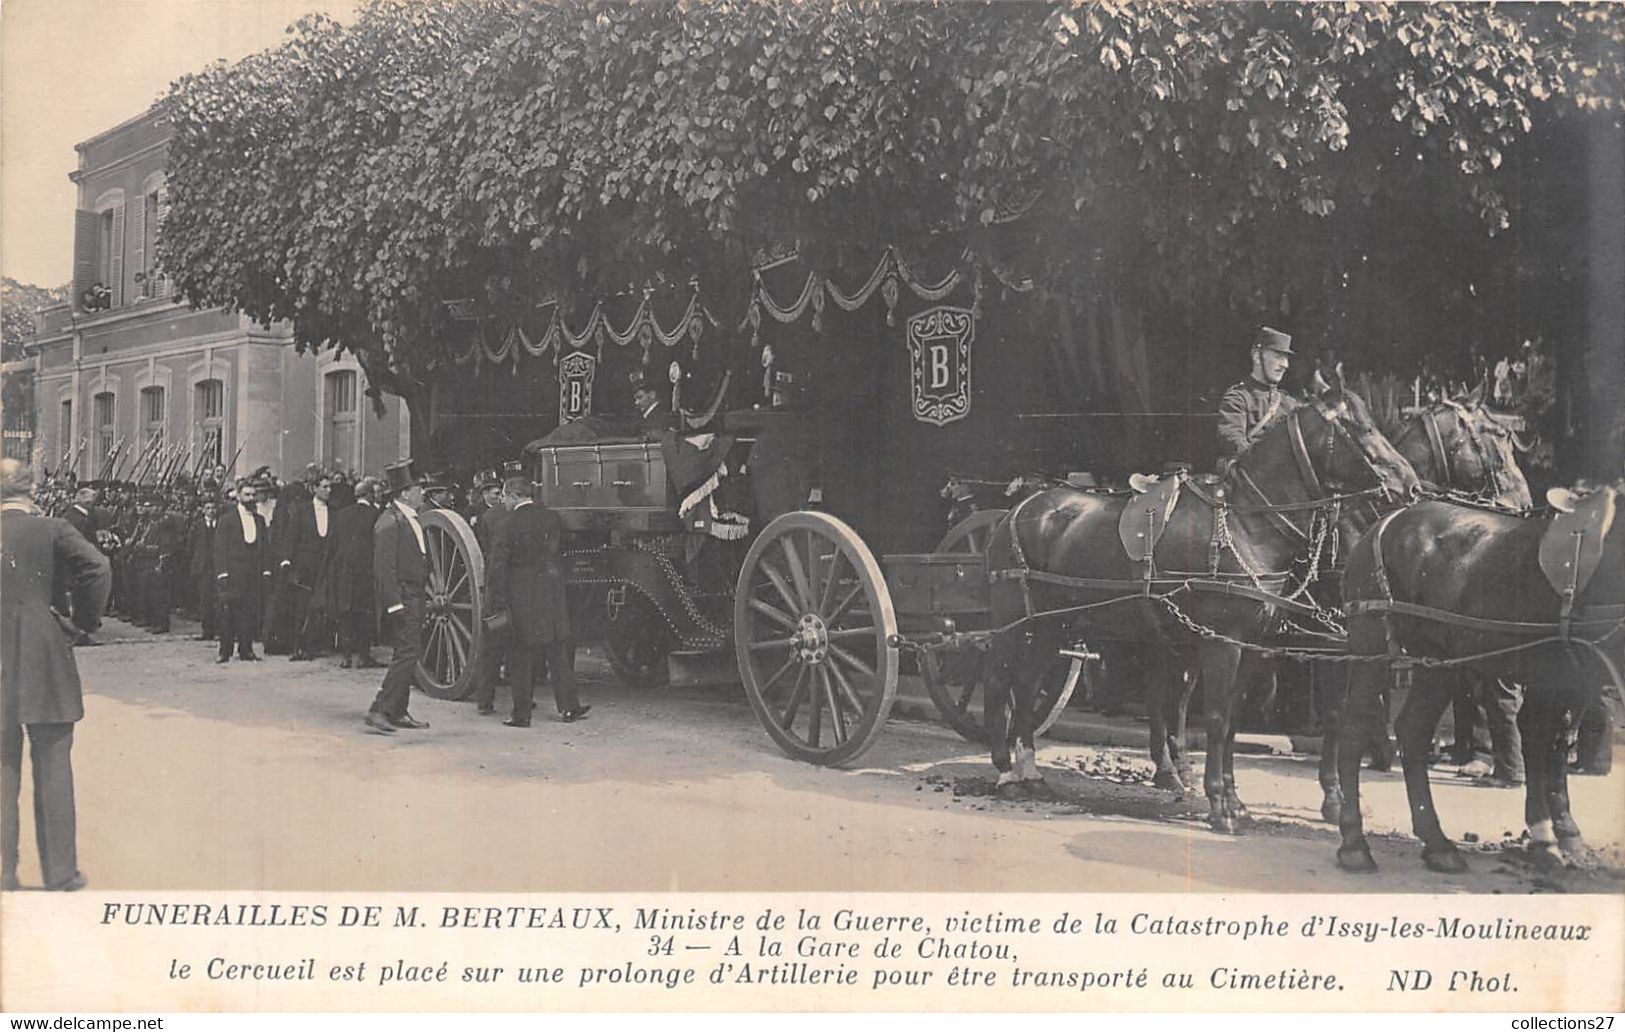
2, 458, 111, 891
365, 461, 430, 734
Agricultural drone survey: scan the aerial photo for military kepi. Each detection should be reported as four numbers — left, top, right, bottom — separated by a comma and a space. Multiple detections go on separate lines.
382, 459, 420, 495
1254, 326, 1293, 354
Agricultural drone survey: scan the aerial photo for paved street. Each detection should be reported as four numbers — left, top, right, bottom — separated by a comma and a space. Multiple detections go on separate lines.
8, 618, 1623, 895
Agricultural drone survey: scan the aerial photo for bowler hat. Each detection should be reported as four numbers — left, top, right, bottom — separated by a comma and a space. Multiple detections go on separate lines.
1254, 326, 1294, 355
382, 459, 421, 495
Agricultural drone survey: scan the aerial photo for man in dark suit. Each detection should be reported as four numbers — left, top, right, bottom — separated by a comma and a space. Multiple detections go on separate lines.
188, 496, 222, 640
278, 474, 334, 661
470, 470, 510, 714
1, 459, 111, 892
323, 476, 381, 669
366, 461, 430, 734
59, 484, 104, 633
213, 479, 272, 662
486, 475, 586, 727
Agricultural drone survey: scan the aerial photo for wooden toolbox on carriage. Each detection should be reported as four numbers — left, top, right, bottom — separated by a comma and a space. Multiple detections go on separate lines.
534, 441, 678, 528
879, 553, 990, 619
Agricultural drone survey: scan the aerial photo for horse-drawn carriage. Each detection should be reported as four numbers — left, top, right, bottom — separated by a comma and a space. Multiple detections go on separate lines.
408, 404, 1079, 766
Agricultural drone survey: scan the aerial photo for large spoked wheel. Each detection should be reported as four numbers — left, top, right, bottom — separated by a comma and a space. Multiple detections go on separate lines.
735, 511, 899, 766
416, 509, 485, 701
922, 649, 1081, 744
604, 587, 671, 688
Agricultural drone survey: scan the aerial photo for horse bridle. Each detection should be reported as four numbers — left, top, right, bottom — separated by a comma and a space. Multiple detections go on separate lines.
1231, 398, 1391, 546
1418, 402, 1518, 505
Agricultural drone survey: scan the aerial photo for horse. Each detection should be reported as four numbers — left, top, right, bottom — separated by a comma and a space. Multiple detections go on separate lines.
981, 386, 1420, 831
1333, 481, 1625, 873
1312, 397, 1533, 823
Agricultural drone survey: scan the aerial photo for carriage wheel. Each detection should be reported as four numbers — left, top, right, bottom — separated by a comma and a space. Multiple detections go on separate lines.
416, 509, 486, 701
921, 650, 1081, 745
937, 508, 1008, 555
604, 588, 671, 688
735, 511, 898, 766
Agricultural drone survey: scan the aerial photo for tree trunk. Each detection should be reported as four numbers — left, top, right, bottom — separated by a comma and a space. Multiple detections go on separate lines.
1581, 118, 1625, 480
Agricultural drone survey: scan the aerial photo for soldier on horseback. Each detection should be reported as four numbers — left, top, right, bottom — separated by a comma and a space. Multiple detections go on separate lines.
1217, 327, 1300, 464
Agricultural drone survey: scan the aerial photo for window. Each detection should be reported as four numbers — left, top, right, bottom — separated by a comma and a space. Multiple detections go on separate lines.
60, 400, 73, 459
141, 386, 165, 444
323, 370, 358, 469
195, 378, 223, 466
142, 190, 161, 297
98, 211, 115, 288
93, 392, 115, 476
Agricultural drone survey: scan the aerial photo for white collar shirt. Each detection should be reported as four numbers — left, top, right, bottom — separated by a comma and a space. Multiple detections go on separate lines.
313, 497, 329, 537
237, 505, 258, 545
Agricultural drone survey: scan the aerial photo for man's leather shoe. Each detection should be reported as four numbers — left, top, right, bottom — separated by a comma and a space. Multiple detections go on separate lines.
45, 871, 87, 892
390, 714, 430, 730
356, 656, 384, 669
503, 717, 531, 728
363, 711, 397, 734
477, 703, 495, 715
290, 652, 311, 662
216, 655, 231, 664
239, 652, 261, 662
561, 705, 592, 723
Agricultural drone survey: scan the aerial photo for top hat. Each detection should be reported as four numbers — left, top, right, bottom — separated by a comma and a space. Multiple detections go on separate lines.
502, 459, 525, 476
421, 470, 454, 495
382, 459, 421, 495
476, 469, 502, 490
1253, 326, 1294, 354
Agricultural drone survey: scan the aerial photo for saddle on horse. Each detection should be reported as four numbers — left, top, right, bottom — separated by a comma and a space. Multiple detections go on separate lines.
1539, 486, 1617, 618
1120, 473, 1182, 564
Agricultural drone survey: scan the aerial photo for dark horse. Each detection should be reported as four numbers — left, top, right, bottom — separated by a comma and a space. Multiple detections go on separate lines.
982, 387, 1419, 831
1334, 481, 1625, 873
1312, 397, 1533, 823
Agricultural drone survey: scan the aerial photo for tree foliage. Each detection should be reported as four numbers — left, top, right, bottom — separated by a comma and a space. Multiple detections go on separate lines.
159, 0, 1624, 464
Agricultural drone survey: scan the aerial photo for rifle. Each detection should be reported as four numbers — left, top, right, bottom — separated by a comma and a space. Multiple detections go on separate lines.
103, 435, 130, 481
223, 443, 244, 482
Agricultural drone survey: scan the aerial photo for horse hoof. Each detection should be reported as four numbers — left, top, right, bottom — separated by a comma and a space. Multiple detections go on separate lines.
1209, 815, 1239, 836
1558, 835, 1589, 858
1231, 803, 1253, 823
1528, 842, 1566, 869
1422, 847, 1469, 874
1320, 799, 1343, 825
1152, 771, 1187, 795
1336, 846, 1378, 873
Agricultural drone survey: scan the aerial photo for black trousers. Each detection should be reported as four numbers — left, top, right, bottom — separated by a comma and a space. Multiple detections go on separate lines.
2, 722, 77, 889
287, 582, 321, 655
1451, 676, 1524, 778
217, 589, 261, 659
509, 639, 579, 722
195, 573, 217, 638
370, 593, 423, 720
339, 606, 374, 658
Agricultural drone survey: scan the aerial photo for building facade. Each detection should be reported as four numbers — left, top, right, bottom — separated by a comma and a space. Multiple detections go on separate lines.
28, 108, 408, 481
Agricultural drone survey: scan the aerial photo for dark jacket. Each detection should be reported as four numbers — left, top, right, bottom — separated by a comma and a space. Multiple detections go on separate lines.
213, 505, 272, 601
188, 517, 220, 582
1, 502, 111, 726
1217, 377, 1302, 460
278, 498, 333, 589
324, 499, 378, 613
373, 502, 427, 613
472, 505, 510, 559
486, 501, 571, 645
64, 504, 102, 550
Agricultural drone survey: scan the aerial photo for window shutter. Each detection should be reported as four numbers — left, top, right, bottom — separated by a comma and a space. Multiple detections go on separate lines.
131, 200, 146, 299
110, 203, 126, 307
73, 210, 99, 310
155, 184, 171, 300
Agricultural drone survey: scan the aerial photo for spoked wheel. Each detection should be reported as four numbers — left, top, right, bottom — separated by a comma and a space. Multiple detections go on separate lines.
604, 587, 671, 688
735, 511, 898, 766
937, 508, 1007, 555
921, 649, 1081, 744
416, 509, 485, 701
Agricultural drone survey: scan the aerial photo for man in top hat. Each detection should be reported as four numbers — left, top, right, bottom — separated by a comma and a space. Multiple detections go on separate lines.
213, 478, 273, 662
1217, 326, 1301, 464
365, 460, 431, 733
420, 471, 457, 513
2, 458, 111, 892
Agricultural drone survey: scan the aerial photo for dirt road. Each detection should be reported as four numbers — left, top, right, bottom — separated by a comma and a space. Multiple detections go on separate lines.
9, 627, 1623, 895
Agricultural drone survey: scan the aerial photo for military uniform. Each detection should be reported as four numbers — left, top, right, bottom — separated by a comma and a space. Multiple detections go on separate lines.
1216, 377, 1302, 460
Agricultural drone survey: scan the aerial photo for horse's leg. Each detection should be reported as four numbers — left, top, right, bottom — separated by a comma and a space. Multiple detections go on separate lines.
1197, 639, 1243, 833
1394, 670, 1466, 873
1335, 652, 1387, 872
1549, 699, 1586, 858
1223, 649, 1268, 822
1173, 664, 1196, 787
1145, 646, 1184, 793
987, 634, 1019, 794
1016, 628, 1053, 797
1517, 690, 1562, 867
1315, 659, 1348, 824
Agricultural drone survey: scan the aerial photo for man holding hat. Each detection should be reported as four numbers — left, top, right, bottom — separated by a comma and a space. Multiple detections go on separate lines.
1217, 326, 1301, 463
1, 458, 111, 891
213, 478, 273, 661
366, 460, 431, 734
